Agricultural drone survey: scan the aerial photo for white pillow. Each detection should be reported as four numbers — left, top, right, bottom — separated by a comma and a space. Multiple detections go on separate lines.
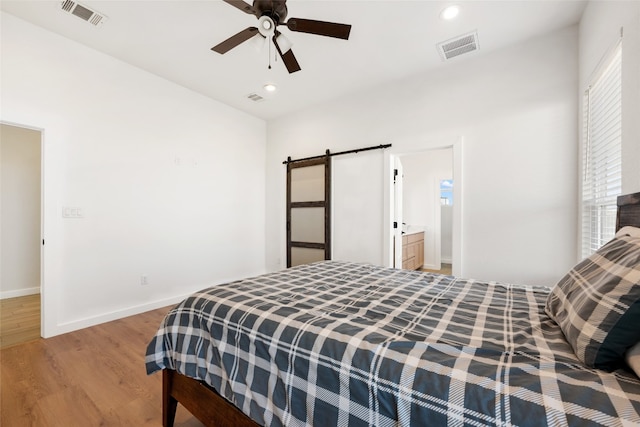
626, 342, 640, 377
616, 226, 640, 239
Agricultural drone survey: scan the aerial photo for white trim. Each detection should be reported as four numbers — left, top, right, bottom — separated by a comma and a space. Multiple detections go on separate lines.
452, 139, 463, 277
52, 294, 191, 337
0, 287, 40, 299
433, 178, 442, 271
422, 263, 439, 270
45, 267, 267, 337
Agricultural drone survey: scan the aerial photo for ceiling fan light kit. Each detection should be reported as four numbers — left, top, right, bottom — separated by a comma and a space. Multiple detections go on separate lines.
212, 0, 352, 74
251, 33, 268, 52
257, 15, 275, 37
275, 33, 292, 53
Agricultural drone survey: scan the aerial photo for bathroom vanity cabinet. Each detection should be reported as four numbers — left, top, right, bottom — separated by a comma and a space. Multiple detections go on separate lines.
402, 231, 424, 270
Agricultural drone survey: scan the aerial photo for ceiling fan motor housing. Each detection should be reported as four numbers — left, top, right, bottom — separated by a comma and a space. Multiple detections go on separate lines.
253, 0, 288, 24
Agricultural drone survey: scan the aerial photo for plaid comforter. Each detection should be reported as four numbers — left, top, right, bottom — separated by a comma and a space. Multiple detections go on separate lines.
145, 261, 640, 426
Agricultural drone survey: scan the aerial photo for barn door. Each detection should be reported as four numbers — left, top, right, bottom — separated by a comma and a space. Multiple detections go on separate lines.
286, 154, 331, 267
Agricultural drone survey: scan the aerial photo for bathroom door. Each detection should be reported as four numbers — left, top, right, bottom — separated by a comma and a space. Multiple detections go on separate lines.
393, 157, 404, 268
286, 154, 331, 267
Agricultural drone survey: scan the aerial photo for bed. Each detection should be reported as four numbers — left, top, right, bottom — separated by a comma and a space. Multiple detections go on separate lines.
146, 192, 640, 427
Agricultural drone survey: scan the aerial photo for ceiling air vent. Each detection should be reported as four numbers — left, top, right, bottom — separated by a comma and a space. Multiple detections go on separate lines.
60, 0, 107, 26
247, 93, 265, 103
437, 31, 479, 61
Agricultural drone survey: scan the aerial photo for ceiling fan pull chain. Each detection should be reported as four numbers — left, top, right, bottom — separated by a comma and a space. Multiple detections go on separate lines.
268, 37, 272, 69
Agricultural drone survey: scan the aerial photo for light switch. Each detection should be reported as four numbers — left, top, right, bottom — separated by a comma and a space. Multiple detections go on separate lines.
62, 206, 84, 218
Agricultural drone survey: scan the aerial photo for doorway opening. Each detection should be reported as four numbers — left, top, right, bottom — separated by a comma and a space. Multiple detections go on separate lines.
0, 123, 43, 348
385, 139, 463, 277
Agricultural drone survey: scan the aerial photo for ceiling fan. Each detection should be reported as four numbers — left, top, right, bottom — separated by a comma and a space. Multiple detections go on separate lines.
212, 0, 352, 74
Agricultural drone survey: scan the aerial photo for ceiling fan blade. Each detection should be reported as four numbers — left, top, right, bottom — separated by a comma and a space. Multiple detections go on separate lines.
212, 27, 259, 54
222, 0, 258, 16
285, 18, 351, 40
273, 34, 301, 74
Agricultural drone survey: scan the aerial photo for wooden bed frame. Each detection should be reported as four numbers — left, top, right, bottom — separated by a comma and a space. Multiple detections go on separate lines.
162, 369, 258, 427
161, 191, 640, 427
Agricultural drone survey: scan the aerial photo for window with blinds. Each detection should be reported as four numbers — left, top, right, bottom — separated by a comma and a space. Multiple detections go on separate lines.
581, 44, 622, 258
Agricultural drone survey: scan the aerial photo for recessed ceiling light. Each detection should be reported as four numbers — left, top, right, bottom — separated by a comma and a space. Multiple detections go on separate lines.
440, 5, 460, 20
264, 83, 277, 92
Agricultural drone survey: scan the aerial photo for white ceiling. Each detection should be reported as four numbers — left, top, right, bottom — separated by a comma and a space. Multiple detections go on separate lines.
1, 0, 586, 120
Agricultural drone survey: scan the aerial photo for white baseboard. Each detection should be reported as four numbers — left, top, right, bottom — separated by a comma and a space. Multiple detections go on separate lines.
42, 269, 269, 338
47, 294, 191, 338
441, 257, 452, 264
0, 287, 40, 300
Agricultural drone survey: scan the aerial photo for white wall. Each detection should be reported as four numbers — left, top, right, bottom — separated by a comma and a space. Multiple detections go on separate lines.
0, 124, 42, 298
266, 26, 579, 287
1, 13, 267, 337
579, 1, 640, 195
332, 150, 385, 264
400, 149, 453, 269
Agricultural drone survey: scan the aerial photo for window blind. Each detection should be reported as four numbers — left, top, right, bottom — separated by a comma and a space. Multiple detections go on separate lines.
581, 44, 622, 258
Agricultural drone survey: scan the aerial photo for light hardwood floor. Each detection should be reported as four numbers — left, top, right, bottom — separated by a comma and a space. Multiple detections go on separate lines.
1, 266, 454, 425
1, 294, 41, 349
1, 306, 204, 426
422, 263, 453, 275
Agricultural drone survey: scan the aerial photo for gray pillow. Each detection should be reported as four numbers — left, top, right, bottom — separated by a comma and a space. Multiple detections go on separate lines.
545, 231, 640, 370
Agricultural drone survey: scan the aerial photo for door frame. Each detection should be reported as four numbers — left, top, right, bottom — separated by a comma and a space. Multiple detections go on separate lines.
383, 137, 464, 277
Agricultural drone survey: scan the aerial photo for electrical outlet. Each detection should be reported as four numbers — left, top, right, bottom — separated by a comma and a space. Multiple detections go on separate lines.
141, 275, 148, 286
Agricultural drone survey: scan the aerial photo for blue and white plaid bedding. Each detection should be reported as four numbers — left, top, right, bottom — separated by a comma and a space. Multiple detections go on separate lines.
145, 261, 640, 426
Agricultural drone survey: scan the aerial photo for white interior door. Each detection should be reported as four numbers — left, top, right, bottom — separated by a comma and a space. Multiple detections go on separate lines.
393, 157, 404, 269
